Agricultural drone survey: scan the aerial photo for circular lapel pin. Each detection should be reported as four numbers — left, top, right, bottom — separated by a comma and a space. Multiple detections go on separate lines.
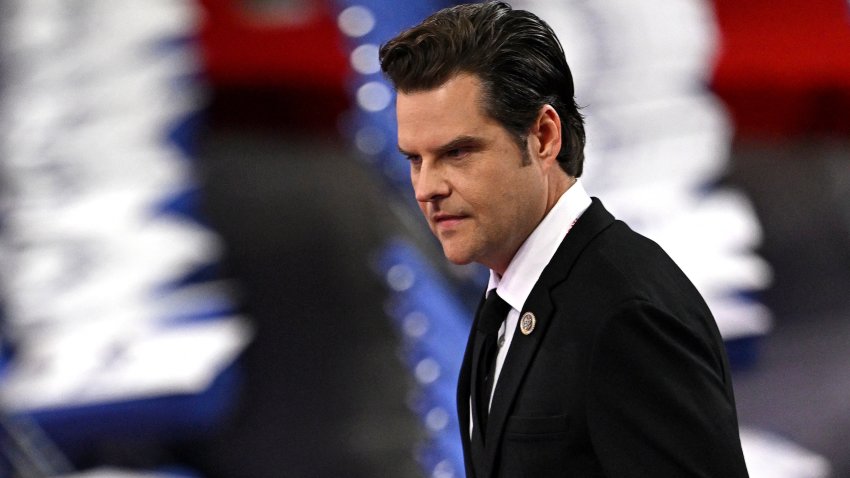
520, 312, 536, 335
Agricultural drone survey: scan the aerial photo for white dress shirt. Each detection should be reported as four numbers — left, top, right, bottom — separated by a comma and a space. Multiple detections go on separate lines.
478, 179, 592, 417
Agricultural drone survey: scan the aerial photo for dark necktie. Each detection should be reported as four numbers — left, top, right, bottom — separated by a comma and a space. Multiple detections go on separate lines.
472, 291, 511, 438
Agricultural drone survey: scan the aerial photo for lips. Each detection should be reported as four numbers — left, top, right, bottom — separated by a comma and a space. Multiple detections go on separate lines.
432, 213, 468, 230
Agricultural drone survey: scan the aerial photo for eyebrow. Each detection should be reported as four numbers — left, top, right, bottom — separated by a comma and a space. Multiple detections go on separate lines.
398, 135, 484, 158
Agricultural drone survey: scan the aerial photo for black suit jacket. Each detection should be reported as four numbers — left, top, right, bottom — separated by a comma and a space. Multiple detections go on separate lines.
457, 199, 749, 477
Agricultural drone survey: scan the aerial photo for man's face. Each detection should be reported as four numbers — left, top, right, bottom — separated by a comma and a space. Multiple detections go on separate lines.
396, 74, 549, 274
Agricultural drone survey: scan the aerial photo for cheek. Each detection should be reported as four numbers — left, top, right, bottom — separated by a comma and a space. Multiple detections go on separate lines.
465, 173, 510, 213
485, 176, 539, 227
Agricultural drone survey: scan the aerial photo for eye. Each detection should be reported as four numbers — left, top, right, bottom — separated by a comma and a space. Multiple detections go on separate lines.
405, 154, 422, 166
445, 148, 469, 159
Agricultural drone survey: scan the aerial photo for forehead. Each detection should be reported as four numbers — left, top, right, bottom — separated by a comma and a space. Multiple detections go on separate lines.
396, 74, 495, 150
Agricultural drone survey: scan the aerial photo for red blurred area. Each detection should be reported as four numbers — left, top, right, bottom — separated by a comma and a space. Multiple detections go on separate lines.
198, 0, 349, 88
196, 0, 351, 131
711, 0, 850, 137
196, 0, 850, 137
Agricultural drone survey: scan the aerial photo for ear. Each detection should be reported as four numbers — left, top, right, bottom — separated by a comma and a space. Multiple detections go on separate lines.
529, 105, 562, 171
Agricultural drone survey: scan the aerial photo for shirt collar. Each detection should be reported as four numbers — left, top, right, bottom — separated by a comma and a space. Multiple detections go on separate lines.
487, 179, 592, 311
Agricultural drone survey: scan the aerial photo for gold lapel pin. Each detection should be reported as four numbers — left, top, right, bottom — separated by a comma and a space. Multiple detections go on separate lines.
520, 312, 536, 335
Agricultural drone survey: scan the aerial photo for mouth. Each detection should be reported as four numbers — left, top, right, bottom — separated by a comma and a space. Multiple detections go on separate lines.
432, 214, 468, 230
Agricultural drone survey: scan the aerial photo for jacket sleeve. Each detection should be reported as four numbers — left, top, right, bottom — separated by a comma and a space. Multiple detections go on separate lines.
586, 299, 750, 477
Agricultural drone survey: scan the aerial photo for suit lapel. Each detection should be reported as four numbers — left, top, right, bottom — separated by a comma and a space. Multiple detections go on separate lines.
469, 331, 488, 444
457, 294, 486, 476
483, 198, 615, 471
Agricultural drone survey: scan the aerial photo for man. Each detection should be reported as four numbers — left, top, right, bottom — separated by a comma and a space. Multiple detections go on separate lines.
380, 2, 750, 477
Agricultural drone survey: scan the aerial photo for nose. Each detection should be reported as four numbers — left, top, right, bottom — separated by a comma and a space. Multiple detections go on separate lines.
413, 161, 450, 203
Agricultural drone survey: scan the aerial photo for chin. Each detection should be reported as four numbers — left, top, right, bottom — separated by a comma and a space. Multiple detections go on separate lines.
441, 246, 474, 266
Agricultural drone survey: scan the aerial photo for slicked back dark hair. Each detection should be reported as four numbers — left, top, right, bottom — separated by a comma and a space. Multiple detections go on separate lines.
379, 1, 585, 176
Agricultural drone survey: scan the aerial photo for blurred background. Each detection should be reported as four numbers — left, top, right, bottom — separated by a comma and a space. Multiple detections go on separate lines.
0, 0, 848, 477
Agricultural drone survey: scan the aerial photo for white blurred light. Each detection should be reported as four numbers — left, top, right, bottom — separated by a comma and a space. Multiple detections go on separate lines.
432, 459, 457, 478
425, 406, 450, 432
0, 0, 250, 411
337, 6, 375, 38
425, 407, 449, 432
356, 81, 392, 112
740, 427, 831, 478
414, 357, 440, 385
386, 264, 415, 291
350, 43, 381, 75
355, 125, 386, 155
402, 311, 430, 339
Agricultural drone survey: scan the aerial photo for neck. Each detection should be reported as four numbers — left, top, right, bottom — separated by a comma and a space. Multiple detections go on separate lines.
543, 174, 575, 217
